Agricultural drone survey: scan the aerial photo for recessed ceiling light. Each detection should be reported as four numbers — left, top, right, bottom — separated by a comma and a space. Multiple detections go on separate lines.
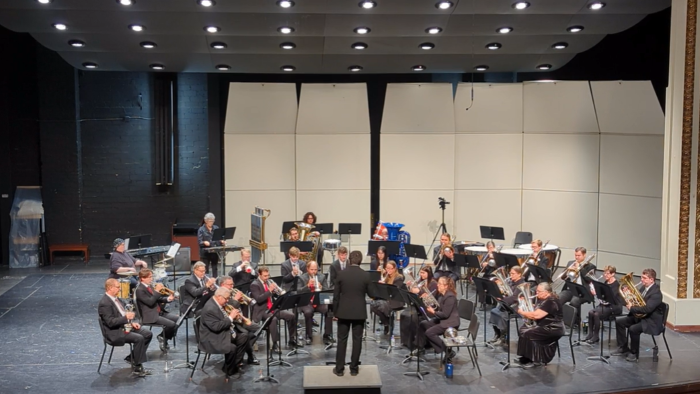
474, 65, 489, 71
412, 65, 426, 71
150, 63, 165, 70
426, 27, 443, 34
82, 62, 97, 69
498, 27, 513, 34
140, 41, 157, 49
552, 42, 568, 50
354, 27, 371, 34
281, 65, 296, 72
198, 0, 215, 6
536, 64, 552, 70
277, 0, 294, 8
352, 42, 368, 50
53, 23, 67, 31
204, 26, 220, 33
216, 64, 230, 71
68, 40, 85, 48
588, 2, 605, 10
129, 24, 145, 32
37, 0, 52, 4
210, 42, 227, 49
436, 1, 453, 9
567, 25, 584, 33
348, 65, 363, 72
280, 42, 296, 49
512, 2, 530, 10
486, 42, 502, 50
278, 26, 295, 34
117, 0, 133, 5
419, 42, 435, 50
359, 1, 377, 9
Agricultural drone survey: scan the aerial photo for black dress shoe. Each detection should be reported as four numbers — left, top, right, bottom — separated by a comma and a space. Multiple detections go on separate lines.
133, 365, 153, 376
271, 343, 281, 354
521, 362, 537, 369
124, 355, 132, 365
289, 340, 302, 348
383, 325, 390, 335
305, 337, 312, 346
312, 319, 319, 327
332, 368, 344, 377
226, 372, 241, 380
157, 335, 166, 352
587, 337, 600, 344
247, 357, 260, 365
625, 353, 639, 362
350, 369, 359, 376
323, 335, 335, 345
447, 349, 457, 360
612, 347, 630, 356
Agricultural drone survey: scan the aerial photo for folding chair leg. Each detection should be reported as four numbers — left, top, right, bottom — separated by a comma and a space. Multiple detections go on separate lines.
190, 352, 201, 380
662, 333, 673, 359
107, 346, 115, 364
569, 337, 576, 365
98, 344, 108, 373
468, 346, 482, 376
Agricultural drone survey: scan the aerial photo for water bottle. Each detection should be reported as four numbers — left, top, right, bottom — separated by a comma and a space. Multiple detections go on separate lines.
582, 320, 588, 335
445, 361, 453, 378
390, 335, 395, 347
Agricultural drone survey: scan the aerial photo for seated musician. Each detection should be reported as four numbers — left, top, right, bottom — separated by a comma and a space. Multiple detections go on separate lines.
434, 245, 459, 282
302, 211, 323, 264
329, 246, 349, 289
369, 245, 389, 271
297, 261, 334, 345
524, 239, 550, 283
583, 265, 625, 344
98, 278, 153, 377
432, 233, 452, 264
198, 212, 225, 277
516, 282, 565, 368
227, 248, 257, 285
558, 247, 596, 308
250, 267, 300, 352
109, 238, 147, 289
134, 269, 178, 352
217, 276, 260, 366
281, 246, 307, 292
416, 277, 460, 363
612, 268, 664, 362
488, 266, 525, 346
477, 241, 499, 310
400, 266, 437, 351
370, 261, 405, 335
180, 261, 217, 315
197, 287, 249, 380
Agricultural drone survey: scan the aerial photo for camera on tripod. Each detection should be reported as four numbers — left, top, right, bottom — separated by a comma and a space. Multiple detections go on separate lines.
438, 197, 450, 210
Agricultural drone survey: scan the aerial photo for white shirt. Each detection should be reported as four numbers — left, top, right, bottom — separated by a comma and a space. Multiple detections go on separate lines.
107, 293, 126, 317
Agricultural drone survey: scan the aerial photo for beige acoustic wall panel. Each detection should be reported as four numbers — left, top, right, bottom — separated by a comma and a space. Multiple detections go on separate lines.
598, 194, 661, 260
522, 190, 599, 250
596, 251, 660, 277
380, 134, 455, 190
453, 190, 522, 244
296, 135, 370, 190
599, 135, 664, 198
297, 190, 370, 250
522, 134, 600, 192
523, 81, 599, 134
224, 134, 296, 191
591, 81, 665, 135
455, 134, 523, 190
380, 190, 454, 246
454, 83, 524, 134
296, 83, 370, 134
224, 83, 298, 134
381, 83, 455, 134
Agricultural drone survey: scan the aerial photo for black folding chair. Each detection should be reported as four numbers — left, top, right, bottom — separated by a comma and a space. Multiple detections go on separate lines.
97, 318, 134, 373
561, 303, 577, 365
642, 302, 672, 362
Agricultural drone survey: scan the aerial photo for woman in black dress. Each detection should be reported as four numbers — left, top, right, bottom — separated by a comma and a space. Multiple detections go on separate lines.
516, 282, 565, 368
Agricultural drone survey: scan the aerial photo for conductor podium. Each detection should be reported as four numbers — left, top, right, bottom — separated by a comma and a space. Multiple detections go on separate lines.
302, 365, 382, 394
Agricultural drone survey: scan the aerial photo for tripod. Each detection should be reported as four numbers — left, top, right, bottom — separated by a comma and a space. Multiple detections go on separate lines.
427, 198, 450, 264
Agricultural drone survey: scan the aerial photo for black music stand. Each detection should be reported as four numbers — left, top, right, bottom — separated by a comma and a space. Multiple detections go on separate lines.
338, 223, 361, 253
282, 292, 314, 357
314, 223, 333, 235
454, 254, 479, 296
367, 270, 382, 282
254, 313, 281, 383
403, 244, 427, 285
367, 240, 401, 256
562, 281, 595, 346
480, 226, 505, 241
212, 227, 236, 242
472, 277, 500, 349
172, 300, 197, 370
587, 280, 616, 364
265, 293, 296, 368
127, 234, 152, 250
280, 241, 313, 260
399, 290, 428, 369
372, 283, 405, 354
497, 300, 524, 371
527, 264, 552, 284
494, 252, 518, 269
281, 221, 296, 237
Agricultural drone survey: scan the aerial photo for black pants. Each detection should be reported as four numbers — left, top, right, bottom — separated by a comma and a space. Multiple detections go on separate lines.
259, 310, 296, 344
418, 320, 448, 353
559, 290, 584, 308
587, 304, 620, 340
300, 304, 332, 338
201, 252, 220, 277
223, 332, 249, 376
335, 319, 364, 372
399, 309, 422, 349
124, 327, 153, 365
616, 315, 644, 354
152, 313, 178, 341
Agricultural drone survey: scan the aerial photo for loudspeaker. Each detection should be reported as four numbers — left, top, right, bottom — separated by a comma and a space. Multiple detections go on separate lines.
166, 247, 191, 273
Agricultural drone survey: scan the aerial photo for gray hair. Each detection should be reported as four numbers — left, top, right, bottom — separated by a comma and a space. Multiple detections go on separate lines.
217, 276, 233, 286
193, 261, 206, 271
215, 287, 231, 299
204, 212, 216, 221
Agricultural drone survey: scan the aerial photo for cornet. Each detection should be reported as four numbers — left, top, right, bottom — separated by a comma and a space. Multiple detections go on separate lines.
154, 283, 180, 298
267, 279, 286, 296
232, 288, 254, 305
224, 304, 252, 326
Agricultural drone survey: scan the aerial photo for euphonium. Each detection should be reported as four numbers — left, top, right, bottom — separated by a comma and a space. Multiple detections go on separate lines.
491, 266, 513, 296
224, 304, 252, 326
403, 267, 417, 288
232, 288, 254, 305
423, 285, 440, 309
618, 272, 647, 318
516, 283, 536, 327
267, 278, 286, 296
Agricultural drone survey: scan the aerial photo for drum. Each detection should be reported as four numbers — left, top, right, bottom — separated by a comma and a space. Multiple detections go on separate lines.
465, 246, 488, 254
500, 248, 532, 266
118, 279, 131, 299
323, 239, 341, 251
517, 244, 561, 270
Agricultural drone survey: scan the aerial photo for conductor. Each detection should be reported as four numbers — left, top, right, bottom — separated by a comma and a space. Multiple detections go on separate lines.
333, 250, 371, 377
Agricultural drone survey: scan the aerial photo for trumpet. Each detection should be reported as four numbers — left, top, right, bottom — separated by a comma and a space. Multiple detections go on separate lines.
267, 278, 286, 296
224, 304, 252, 326
155, 283, 180, 298
232, 288, 254, 305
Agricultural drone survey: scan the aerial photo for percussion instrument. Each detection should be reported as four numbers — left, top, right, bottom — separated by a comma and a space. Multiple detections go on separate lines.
203, 245, 243, 253
500, 248, 531, 266
322, 239, 341, 251
117, 271, 137, 276
127, 245, 170, 258
465, 246, 488, 254
118, 278, 131, 299
517, 244, 561, 270
153, 266, 168, 281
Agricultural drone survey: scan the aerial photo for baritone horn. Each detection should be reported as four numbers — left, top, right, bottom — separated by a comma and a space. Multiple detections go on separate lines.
618, 272, 647, 318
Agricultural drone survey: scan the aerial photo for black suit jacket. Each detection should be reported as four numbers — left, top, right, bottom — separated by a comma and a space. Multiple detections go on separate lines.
329, 259, 349, 289
433, 291, 460, 329
333, 265, 371, 320
98, 294, 131, 346
227, 260, 257, 284
629, 283, 664, 335
134, 283, 168, 324
280, 259, 307, 291
181, 274, 213, 314
435, 256, 457, 273
198, 297, 234, 354
250, 279, 274, 322
561, 259, 596, 285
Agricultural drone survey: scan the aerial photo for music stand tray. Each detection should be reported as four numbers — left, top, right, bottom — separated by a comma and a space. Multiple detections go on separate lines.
367, 270, 382, 282
587, 281, 616, 364
280, 241, 314, 255
367, 240, 400, 256
494, 252, 518, 269
528, 264, 552, 284
314, 223, 333, 234
479, 226, 505, 241
338, 223, 361, 235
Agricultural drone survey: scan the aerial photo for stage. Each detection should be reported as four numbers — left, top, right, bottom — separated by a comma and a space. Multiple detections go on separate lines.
0, 260, 698, 394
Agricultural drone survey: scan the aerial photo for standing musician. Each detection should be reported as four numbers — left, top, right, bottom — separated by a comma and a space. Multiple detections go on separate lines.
432, 233, 452, 264
227, 248, 257, 285
369, 245, 389, 271
217, 276, 260, 366
488, 266, 525, 346
250, 267, 300, 352
583, 265, 625, 344
198, 287, 249, 380
524, 239, 550, 282
333, 250, 372, 377
329, 246, 349, 289
281, 246, 307, 292
98, 278, 153, 377
416, 277, 460, 363
370, 261, 405, 335
135, 269, 178, 352
434, 245, 459, 282
297, 261, 334, 345
400, 266, 437, 351
558, 247, 596, 308
516, 282, 565, 368
109, 238, 148, 289
612, 268, 664, 362
180, 261, 217, 315
198, 212, 226, 277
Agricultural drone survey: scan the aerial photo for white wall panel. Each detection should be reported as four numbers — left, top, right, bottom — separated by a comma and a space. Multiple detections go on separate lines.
591, 81, 664, 135
381, 83, 455, 134
522, 134, 600, 192
596, 251, 660, 277
455, 134, 523, 190
224, 134, 296, 190
453, 190, 521, 243
522, 190, 599, 250
523, 81, 599, 133
296, 135, 370, 190
224, 83, 297, 134
296, 83, 370, 134
297, 190, 370, 247
380, 134, 455, 190
599, 135, 664, 198
380, 190, 454, 246
454, 83, 523, 133
598, 194, 661, 259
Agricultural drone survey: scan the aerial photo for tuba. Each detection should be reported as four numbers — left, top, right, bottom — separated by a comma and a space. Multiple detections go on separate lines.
618, 272, 647, 318
403, 267, 417, 288
294, 222, 320, 264
491, 266, 513, 296
516, 283, 536, 327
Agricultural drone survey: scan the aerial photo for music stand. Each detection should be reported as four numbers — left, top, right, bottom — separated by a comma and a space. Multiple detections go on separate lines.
494, 252, 519, 269
527, 264, 552, 284
587, 280, 616, 364
314, 223, 333, 235
279, 292, 314, 357
372, 283, 405, 354
367, 270, 382, 282
172, 300, 197, 370
496, 300, 524, 371
472, 277, 499, 349
280, 241, 313, 260
479, 226, 505, 241
338, 223, 361, 253
367, 240, 401, 256
127, 234, 152, 250
402, 244, 427, 286
399, 290, 429, 380
562, 281, 595, 346
212, 227, 236, 242
254, 314, 281, 383
281, 221, 296, 238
